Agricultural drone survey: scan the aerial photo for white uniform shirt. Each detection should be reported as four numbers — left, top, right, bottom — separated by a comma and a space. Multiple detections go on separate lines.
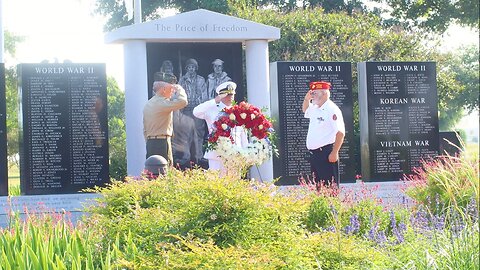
304, 99, 345, 150
193, 99, 247, 160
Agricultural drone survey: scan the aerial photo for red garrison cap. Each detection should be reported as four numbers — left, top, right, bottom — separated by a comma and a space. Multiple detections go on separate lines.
309, 81, 331, 90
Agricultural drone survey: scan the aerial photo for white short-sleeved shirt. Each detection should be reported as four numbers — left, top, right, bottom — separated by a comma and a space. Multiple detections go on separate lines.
304, 99, 345, 150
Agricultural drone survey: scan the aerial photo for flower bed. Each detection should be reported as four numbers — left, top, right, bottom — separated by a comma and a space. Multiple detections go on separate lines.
2, 154, 478, 269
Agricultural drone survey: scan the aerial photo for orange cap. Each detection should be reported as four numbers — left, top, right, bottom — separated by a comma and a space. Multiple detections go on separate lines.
309, 81, 331, 90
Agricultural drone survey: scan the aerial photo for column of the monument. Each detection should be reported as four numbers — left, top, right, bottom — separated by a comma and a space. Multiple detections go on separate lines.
245, 40, 273, 181
124, 40, 148, 176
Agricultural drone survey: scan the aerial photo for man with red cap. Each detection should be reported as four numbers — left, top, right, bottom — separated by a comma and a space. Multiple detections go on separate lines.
302, 81, 345, 185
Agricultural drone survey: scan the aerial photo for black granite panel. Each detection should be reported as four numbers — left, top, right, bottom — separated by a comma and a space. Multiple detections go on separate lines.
358, 62, 439, 181
18, 64, 109, 194
271, 61, 356, 185
0, 64, 7, 196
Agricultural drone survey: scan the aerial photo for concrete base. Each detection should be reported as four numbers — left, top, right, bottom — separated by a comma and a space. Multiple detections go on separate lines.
341, 181, 413, 206
0, 193, 101, 228
279, 180, 413, 207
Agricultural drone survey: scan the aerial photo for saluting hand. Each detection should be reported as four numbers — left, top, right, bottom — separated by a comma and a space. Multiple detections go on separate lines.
305, 90, 313, 100
215, 93, 228, 103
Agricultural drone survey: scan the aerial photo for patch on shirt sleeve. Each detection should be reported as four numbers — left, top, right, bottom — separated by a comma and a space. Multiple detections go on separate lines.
333, 114, 337, 121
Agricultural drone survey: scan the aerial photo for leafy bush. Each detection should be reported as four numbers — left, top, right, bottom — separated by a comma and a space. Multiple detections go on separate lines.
304, 195, 338, 232
342, 199, 391, 236
84, 168, 393, 268
86, 169, 305, 252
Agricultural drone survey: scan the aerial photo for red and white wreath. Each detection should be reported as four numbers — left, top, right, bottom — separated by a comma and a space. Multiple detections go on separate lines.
207, 101, 275, 172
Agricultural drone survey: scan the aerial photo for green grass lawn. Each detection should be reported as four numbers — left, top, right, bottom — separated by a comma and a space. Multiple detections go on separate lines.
7, 163, 20, 187
464, 143, 479, 160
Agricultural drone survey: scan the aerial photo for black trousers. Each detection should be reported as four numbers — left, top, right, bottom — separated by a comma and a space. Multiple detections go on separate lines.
309, 143, 339, 185
146, 138, 172, 165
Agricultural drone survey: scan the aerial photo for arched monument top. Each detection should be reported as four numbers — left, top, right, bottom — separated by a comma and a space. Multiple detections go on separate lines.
105, 9, 280, 44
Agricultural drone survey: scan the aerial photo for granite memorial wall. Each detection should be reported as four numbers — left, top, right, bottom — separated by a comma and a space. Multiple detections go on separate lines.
358, 61, 439, 181
18, 63, 109, 195
0, 63, 7, 196
270, 61, 356, 185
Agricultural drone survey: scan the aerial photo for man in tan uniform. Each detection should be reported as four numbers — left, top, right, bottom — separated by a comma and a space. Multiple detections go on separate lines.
143, 74, 188, 165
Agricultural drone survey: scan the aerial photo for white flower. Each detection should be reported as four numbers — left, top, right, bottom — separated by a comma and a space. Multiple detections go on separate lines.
210, 214, 217, 220
240, 113, 247, 119
250, 114, 256, 120
214, 134, 271, 174
229, 113, 236, 120
221, 123, 228, 130
258, 124, 263, 130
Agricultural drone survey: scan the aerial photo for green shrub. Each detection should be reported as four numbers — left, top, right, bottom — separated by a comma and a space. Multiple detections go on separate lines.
305, 232, 391, 270
304, 196, 339, 232
341, 199, 389, 236
82, 165, 477, 269
85, 169, 394, 268
86, 169, 305, 253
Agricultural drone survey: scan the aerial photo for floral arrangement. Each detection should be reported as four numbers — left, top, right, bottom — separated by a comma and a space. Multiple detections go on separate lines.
206, 101, 276, 176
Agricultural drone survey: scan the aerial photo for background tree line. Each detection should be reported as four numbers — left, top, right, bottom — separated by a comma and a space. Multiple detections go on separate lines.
4, 0, 478, 180
92, 0, 478, 129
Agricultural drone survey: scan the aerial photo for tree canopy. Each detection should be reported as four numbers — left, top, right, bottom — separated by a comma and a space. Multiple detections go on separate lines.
374, 0, 479, 32
234, 7, 478, 130
4, 31, 24, 166
91, 0, 478, 130
94, 0, 479, 33
106, 77, 127, 180
94, 0, 371, 31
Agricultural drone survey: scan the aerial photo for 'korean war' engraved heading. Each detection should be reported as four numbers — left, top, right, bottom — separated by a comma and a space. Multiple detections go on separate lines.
156, 23, 248, 32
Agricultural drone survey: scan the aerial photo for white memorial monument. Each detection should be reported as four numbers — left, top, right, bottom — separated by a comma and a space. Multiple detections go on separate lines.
105, 9, 280, 180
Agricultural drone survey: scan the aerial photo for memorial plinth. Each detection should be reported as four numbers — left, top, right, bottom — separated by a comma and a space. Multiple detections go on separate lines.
18, 63, 109, 195
358, 62, 439, 181
0, 193, 101, 227
270, 61, 356, 185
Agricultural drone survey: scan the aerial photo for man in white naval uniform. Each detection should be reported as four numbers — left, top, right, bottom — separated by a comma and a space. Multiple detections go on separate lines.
193, 81, 247, 172
302, 81, 345, 185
